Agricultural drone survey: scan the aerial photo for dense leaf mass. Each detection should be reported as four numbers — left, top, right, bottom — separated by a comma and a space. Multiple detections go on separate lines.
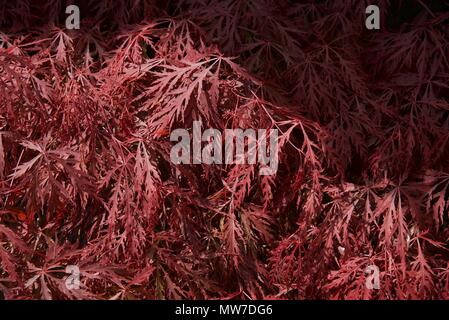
1, 0, 449, 300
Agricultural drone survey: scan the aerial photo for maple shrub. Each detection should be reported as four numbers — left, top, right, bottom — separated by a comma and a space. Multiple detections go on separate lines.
1, 0, 449, 300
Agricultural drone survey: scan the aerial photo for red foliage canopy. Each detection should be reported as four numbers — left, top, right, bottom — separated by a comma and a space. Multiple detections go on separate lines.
1, 0, 449, 299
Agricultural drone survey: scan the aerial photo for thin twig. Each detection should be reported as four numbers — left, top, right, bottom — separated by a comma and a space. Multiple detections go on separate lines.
417, 0, 435, 18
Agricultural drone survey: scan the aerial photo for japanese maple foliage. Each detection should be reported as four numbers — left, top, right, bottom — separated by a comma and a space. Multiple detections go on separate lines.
1, 0, 449, 300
